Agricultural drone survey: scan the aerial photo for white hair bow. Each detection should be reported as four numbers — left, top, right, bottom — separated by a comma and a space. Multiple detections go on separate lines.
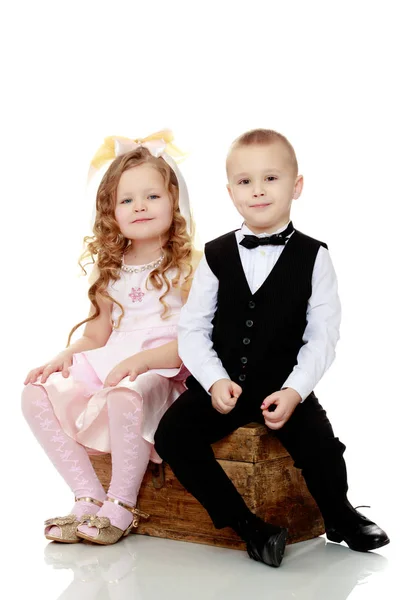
89, 130, 191, 233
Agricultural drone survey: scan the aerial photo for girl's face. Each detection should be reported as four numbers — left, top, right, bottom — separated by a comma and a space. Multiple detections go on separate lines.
114, 164, 173, 242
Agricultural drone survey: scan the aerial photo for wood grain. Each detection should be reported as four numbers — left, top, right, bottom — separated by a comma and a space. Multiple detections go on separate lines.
90, 423, 325, 548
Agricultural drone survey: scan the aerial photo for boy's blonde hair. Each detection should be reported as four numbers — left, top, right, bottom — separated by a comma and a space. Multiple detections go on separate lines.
227, 128, 298, 175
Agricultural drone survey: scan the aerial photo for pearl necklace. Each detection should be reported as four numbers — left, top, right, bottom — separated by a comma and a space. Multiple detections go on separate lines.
120, 254, 164, 274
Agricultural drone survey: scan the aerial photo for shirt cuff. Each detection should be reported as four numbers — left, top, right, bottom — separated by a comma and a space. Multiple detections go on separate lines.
197, 366, 231, 395
281, 371, 314, 403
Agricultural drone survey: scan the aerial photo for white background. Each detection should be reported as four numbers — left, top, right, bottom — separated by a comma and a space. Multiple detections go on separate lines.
1, 1, 399, 597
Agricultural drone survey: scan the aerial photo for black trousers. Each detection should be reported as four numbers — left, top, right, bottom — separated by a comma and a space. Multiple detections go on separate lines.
154, 378, 348, 529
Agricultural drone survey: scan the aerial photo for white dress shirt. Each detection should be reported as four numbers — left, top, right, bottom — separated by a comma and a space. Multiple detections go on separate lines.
178, 222, 341, 401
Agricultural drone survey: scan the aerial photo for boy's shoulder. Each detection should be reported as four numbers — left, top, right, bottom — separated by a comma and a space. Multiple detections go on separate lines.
204, 230, 238, 251
294, 229, 328, 251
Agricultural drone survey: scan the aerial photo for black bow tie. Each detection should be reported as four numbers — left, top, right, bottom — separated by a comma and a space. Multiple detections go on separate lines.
239, 222, 294, 249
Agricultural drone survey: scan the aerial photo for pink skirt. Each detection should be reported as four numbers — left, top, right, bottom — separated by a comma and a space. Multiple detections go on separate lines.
33, 353, 188, 463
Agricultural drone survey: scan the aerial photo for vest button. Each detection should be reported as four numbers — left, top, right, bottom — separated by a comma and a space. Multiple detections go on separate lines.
240, 356, 248, 364
239, 374, 246, 382
243, 337, 251, 345
248, 301, 256, 309
246, 320, 254, 327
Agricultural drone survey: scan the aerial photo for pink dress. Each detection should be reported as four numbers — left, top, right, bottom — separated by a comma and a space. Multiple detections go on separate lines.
33, 264, 189, 463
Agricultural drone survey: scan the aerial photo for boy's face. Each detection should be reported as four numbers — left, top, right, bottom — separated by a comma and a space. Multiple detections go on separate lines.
226, 142, 303, 234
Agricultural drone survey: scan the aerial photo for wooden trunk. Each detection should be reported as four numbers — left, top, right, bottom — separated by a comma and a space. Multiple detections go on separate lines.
90, 423, 325, 549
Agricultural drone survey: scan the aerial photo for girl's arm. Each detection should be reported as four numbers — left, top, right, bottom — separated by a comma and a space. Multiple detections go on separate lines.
67, 292, 113, 355
103, 340, 181, 388
24, 267, 113, 384
67, 263, 113, 354
140, 340, 181, 370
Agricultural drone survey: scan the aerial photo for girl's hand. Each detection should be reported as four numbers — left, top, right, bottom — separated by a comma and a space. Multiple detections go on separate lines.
24, 351, 73, 385
104, 355, 150, 388
261, 388, 302, 430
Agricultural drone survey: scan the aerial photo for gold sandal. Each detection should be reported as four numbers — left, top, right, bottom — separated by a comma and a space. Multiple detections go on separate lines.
76, 496, 150, 545
44, 496, 103, 543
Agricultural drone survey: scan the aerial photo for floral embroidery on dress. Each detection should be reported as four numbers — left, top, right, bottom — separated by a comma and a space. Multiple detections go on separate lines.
129, 287, 145, 303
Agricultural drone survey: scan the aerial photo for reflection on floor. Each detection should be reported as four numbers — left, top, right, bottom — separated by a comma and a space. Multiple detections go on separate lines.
40, 533, 395, 600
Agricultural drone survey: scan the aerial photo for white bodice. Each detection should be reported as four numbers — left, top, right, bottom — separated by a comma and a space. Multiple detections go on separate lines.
108, 266, 184, 332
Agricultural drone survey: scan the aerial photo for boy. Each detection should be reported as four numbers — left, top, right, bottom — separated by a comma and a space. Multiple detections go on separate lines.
154, 129, 389, 567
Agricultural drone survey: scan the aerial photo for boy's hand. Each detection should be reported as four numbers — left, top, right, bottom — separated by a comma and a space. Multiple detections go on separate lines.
261, 388, 302, 430
104, 354, 149, 388
209, 379, 242, 414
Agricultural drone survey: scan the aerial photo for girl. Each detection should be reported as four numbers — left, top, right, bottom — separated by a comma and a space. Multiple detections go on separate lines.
22, 131, 198, 545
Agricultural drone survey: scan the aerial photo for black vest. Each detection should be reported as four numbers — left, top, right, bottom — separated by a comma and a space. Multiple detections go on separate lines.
204, 229, 328, 395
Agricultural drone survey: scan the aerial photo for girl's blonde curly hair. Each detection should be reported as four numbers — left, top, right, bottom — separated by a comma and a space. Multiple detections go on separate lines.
67, 147, 193, 346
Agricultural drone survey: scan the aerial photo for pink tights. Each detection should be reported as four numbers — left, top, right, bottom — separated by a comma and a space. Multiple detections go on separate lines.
22, 384, 152, 536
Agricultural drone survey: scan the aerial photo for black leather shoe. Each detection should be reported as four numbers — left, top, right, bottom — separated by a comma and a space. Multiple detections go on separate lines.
246, 527, 288, 567
233, 515, 288, 567
326, 508, 390, 552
